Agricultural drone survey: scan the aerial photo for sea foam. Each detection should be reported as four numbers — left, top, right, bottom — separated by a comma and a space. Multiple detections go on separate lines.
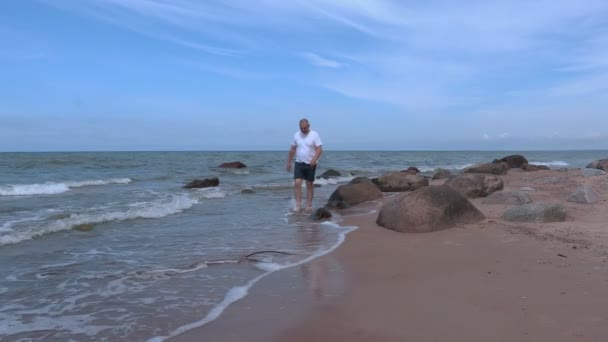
0, 178, 132, 196
147, 222, 356, 342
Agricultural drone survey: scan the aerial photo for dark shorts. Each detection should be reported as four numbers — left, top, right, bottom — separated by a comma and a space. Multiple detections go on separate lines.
294, 162, 316, 182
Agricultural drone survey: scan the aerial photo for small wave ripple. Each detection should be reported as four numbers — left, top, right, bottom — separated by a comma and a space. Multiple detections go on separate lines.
0, 194, 198, 246
0, 178, 132, 196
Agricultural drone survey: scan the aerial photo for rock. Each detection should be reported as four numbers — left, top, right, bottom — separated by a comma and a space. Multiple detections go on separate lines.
432, 168, 452, 179
586, 158, 608, 171
401, 167, 421, 175
374, 172, 429, 192
521, 164, 550, 171
241, 188, 255, 194
482, 191, 532, 205
520, 187, 536, 192
74, 223, 94, 231
376, 185, 485, 233
503, 203, 566, 223
326, 177, 383, 209
310, 207, 332, 220
445, 173, 504, 198
568, 185, 601, 204
218, 161, 247, 168
493, 155, 529, 168
184, 177, 220, 189
317, 169, 341, 179
581, 168, 607, 177
464, 162, 509, 175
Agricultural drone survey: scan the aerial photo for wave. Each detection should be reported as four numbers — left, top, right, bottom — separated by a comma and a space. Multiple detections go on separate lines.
0, 178, 132, 196
0, 194, 198, 246
529, 160, 569, 167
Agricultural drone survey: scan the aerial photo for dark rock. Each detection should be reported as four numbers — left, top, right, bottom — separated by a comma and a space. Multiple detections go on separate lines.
521, 164, 549, 171
310, 207, 332, 220
218, 161, 247, 168
74, 223, 94, 231
317, 169, 341, 179
465, 162, 508, 175
432, 169, 452, 180
503, 203, 566, 223
401, 167, 421, 175
326, 177, 382, 209
376, 185, 485, 233
493, 155, 528, 168
445, 173, 504, 198
241, 188, 255, 194
184, 177, 220, 189
374, 172, 429, 192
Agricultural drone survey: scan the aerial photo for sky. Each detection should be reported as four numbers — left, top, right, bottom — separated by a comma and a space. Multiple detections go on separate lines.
1, 0, 608, 151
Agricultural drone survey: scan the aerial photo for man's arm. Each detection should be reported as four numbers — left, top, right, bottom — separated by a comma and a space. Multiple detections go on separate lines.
286, 145, 296, 171
310, 145, 323, 167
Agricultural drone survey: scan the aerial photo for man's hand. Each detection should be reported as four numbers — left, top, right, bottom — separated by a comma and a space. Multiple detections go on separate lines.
310, 160, 317, 168
286, 162, 292, 172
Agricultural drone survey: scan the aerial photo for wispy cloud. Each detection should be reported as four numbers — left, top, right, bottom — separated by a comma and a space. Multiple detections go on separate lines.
45, 0, 608, 112
299, 52, 342, 68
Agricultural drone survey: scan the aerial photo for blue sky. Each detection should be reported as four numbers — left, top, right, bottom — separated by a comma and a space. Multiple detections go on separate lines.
1, 0, 608, 151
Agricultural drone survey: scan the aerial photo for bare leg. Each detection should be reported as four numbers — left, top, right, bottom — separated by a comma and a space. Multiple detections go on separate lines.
305, 180, 314, 210
294, 178, 303, 211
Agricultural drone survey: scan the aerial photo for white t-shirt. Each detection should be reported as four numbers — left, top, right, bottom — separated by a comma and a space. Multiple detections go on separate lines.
292, 130, 322, 164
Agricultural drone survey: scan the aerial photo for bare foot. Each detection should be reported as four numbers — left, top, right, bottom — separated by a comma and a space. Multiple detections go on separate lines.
305, 206, 313, 213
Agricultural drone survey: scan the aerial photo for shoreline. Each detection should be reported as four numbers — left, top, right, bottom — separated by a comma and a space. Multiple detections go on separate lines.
169, 168, 608, 342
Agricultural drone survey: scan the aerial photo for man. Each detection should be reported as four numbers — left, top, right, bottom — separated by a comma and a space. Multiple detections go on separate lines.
286, 118, 323, 212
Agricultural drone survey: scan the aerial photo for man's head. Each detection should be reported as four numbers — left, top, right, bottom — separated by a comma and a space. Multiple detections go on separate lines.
299, 119, 310, 134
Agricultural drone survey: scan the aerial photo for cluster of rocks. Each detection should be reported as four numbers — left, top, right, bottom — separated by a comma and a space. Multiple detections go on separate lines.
318, 154, 607, 233
180, 156, 607, 226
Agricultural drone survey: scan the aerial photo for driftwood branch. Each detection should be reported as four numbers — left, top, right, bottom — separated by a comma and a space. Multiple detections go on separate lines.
240, 250, 294, 262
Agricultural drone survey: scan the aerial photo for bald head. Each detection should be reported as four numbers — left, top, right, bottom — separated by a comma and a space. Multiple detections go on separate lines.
299, 119, 310, 134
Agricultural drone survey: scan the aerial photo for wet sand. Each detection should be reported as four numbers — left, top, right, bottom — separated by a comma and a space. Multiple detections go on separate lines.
171, 169, 608, 342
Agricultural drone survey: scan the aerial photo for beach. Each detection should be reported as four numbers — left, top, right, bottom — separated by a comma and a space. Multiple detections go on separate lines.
170, 168, 608, 342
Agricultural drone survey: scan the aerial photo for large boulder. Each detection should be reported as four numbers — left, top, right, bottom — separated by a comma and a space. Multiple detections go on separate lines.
503, 203, 566, 223
326, 177, 382, 209
373, 172, 429, 192
184, 177, 219, 189
568, 185, 601, 204
376, 185, 485, 233
493, 155, 528, 169
465, 162, 509, 175
521, 164, 550, 172
445, 173, 504, 198
586, 158, 608, 171
218, 161, 247, 168
482, 191, 532, 205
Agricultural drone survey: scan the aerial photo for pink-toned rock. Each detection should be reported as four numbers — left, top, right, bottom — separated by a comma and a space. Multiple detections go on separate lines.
376, 185, 485, 233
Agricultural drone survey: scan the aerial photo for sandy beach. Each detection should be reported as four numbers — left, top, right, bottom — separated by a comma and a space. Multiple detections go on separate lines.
170, 168, 608, 342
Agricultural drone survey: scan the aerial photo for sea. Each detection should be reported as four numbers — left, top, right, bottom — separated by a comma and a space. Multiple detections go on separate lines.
0, 150, 605, 341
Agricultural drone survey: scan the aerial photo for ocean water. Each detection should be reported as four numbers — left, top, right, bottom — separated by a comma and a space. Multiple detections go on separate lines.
0, 150, 605, 341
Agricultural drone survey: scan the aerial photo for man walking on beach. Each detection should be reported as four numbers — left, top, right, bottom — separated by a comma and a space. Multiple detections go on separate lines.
286, 118, 323, 212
